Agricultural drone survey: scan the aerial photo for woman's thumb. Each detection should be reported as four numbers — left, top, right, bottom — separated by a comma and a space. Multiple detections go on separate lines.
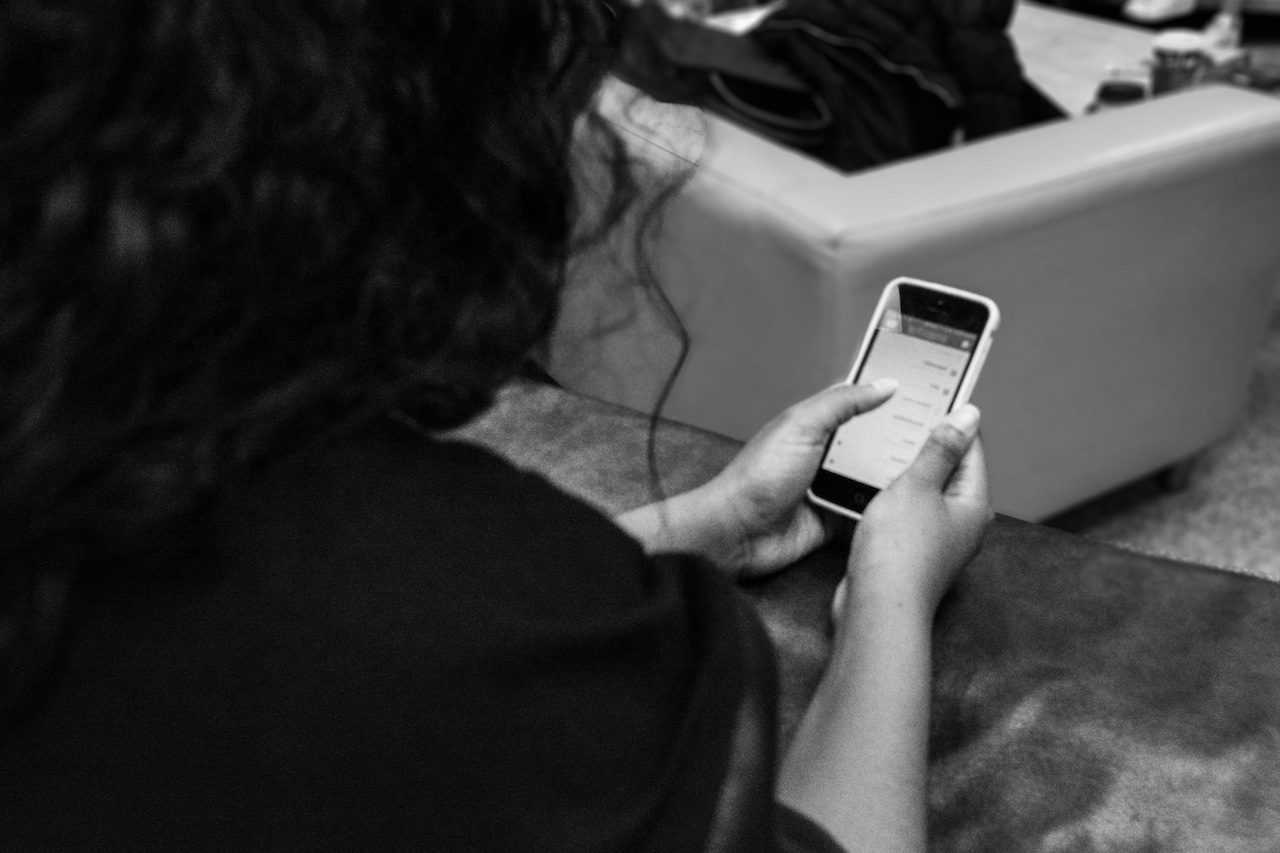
900, 405, 980, 491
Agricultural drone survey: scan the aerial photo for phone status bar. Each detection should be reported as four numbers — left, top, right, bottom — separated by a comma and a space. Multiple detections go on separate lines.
880, 310, 976, 351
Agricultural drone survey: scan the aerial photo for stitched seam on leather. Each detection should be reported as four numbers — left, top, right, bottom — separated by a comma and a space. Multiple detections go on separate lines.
1100, 538, 1279, 585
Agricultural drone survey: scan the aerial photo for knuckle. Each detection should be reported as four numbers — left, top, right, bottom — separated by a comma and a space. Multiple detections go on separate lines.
927, 422, 968, 457
768, 399, 806, 427
772, 404, 816, 440
779, 402, 809, 429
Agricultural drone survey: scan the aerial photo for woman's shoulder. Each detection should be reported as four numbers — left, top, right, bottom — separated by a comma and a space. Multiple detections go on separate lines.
214, 431, 668, 630
0, 433, 759, 848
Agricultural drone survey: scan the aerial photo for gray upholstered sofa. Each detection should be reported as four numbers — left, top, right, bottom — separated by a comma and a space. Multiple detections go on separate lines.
455, 380, 1280, 852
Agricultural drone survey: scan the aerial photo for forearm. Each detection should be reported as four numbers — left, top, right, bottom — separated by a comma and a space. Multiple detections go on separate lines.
614, 485, 745, 574
776, 596, 935, 853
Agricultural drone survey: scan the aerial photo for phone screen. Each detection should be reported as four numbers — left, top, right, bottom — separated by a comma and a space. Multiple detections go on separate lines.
820, 307, 980, 489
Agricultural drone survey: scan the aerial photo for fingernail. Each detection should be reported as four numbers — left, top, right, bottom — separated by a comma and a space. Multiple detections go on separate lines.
871, 377, 899, 394
948, 404, 979, 433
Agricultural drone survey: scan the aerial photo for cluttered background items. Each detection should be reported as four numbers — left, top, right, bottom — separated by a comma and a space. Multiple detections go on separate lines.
609, 0, 1061, 173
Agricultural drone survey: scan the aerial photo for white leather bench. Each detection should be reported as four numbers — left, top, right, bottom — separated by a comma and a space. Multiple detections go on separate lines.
549, 70, 1280, 519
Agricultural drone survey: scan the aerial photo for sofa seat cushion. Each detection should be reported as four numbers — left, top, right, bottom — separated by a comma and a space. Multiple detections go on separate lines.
458, 381, 1280, 852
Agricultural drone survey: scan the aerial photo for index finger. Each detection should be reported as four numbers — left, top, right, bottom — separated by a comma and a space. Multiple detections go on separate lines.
787, 379, 900, 442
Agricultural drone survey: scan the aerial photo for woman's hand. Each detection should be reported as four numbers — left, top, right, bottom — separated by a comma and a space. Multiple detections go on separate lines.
694, 379, 900, 577
782, 404, 992, 853
834, 404, 993, 622
615, 380, 897, 577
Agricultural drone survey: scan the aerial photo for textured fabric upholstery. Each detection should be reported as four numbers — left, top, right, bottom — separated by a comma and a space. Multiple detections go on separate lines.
456, 381, 1280, 852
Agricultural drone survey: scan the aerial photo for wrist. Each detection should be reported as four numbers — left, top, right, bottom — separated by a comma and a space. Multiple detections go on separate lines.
834, 580, 937, 641
615, 486, 749, 575
844, 541, 955, 620
672, 484, 750, 573
825, 596, 935, 688
845, 583, 934, 618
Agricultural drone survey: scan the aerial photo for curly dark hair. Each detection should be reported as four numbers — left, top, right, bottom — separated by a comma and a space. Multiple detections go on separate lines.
0, 0, 640, 727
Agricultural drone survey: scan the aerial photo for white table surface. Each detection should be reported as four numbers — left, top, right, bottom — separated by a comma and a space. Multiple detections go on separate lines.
1010, 1, 1158, 114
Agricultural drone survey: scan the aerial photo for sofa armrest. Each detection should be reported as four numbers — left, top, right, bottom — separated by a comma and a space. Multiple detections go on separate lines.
551, 84, 1280, 519
458, 380, 1280, 852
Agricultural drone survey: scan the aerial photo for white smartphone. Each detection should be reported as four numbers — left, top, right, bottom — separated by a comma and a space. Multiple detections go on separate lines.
808, 276, 1000, 520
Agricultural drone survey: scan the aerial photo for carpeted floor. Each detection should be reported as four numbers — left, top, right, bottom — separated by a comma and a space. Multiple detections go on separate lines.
1047, 290, 1280, 582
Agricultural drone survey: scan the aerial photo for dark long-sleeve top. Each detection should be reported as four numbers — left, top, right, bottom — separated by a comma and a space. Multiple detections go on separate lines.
0, 433, 843, 851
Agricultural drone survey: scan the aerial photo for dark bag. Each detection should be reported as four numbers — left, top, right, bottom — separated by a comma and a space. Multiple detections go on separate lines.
607, 1, 1062, 172
609, 1, 837, 158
